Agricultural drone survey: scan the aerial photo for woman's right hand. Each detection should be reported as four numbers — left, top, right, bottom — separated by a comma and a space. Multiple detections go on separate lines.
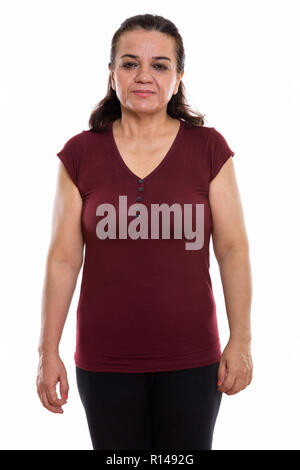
36, 352, 69, 414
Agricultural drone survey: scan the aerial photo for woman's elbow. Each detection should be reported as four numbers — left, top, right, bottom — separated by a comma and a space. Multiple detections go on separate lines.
47, 240, 84, 272
213, 234, 250, 263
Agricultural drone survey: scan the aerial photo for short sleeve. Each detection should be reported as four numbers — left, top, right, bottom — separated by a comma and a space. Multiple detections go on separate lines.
56, 133, 83, 188
208, 127, 235, 182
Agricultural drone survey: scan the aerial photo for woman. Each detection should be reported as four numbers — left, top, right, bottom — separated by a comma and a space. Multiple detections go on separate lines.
36, 14, 253, 450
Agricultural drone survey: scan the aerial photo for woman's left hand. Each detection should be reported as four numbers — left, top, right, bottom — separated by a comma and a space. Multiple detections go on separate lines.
217, 337, 253, 395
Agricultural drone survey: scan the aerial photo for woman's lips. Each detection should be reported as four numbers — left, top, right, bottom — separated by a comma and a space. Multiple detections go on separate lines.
132, 91, 155, 97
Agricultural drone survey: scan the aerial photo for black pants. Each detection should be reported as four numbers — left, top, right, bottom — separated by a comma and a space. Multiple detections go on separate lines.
76, 361, 222, 450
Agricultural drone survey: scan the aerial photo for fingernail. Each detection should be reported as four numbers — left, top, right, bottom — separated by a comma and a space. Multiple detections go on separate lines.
217, 380, 221, 386
63, 394, 68, 399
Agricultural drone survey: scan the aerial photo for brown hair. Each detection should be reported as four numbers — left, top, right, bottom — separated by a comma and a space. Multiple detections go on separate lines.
88, 14, 206, 131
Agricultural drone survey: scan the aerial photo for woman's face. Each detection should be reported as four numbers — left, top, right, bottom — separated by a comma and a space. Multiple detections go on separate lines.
109, 29, 184, 116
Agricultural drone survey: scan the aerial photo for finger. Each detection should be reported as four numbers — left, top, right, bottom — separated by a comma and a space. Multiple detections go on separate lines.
226, 377, 245, 395
37, 384, 45, 405
247, 369, 253, 386
46, 385, 67, 407
217, 360, 227, 386
37, 386, 42, 403
219, 372, 236, 393
58, 374, 69, 400
41, 390, 63, 414
243, 369, 252, 388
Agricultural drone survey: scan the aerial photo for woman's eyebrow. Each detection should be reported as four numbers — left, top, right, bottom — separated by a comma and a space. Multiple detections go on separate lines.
120, 53, 171, 61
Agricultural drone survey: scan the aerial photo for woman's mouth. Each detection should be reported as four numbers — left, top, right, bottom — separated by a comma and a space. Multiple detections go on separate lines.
132, 91, 155, 97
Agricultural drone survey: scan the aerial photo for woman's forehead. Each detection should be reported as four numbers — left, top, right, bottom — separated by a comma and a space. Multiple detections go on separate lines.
117, 30, 175, 58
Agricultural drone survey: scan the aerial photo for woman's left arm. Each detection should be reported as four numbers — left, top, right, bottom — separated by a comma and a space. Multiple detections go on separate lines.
209, 156, 253, 395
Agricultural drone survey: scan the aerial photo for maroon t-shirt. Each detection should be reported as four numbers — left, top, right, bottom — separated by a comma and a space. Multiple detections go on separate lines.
56, 120, 235, 372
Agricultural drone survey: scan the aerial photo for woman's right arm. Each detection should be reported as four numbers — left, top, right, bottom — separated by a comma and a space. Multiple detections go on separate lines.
36, 161, 84, 414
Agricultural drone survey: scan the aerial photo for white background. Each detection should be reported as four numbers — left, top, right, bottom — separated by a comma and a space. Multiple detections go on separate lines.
1, 0, 299, 450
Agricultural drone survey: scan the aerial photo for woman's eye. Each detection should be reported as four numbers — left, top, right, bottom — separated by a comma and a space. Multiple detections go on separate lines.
122, 62, 167, 70
122, 62, 137, 68
154, 64, 168, 70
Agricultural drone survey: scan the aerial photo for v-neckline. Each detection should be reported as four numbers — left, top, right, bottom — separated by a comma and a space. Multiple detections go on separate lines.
110, 119, 184, 183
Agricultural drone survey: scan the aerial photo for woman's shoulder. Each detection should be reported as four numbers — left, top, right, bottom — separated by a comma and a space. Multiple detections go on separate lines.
183, 121, 212, 136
